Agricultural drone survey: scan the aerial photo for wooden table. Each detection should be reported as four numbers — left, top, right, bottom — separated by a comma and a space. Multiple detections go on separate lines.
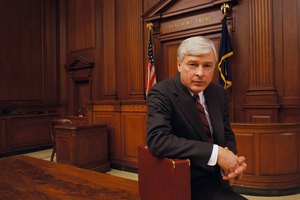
0, 155, 139, 200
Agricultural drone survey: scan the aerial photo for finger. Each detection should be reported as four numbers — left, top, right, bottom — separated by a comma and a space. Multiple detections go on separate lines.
227, 171, 238, 179
234, 165, 246, 174
240, 162, 247, 170
222, 174, 233, 180
236, 162, 247, 172
237, 156, 246, 163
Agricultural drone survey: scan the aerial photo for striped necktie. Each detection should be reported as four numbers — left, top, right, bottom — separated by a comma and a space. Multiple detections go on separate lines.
193, 93, 214, 143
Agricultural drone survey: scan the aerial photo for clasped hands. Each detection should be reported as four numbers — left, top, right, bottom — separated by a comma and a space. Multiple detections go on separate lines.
217, 146, 247, 185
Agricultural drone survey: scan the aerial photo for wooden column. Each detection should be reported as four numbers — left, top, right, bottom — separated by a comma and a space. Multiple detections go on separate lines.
244, 0, 280, 123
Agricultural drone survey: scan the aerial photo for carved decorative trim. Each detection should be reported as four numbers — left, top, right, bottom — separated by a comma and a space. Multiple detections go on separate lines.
93, 105, 120, 112
160, 12, 222, 35
65, 55, 95, 71
143, 0, 237, 21
121, 105, 147, 112
142, 0, 172, 21
92, 103, 147, 112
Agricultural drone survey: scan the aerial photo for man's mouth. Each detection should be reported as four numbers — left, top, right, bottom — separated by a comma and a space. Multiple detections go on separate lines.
192, 80, 205, 85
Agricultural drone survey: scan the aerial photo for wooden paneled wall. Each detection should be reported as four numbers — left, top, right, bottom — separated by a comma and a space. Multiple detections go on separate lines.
0, 114, 59, 154
232, 123, 300, 190
91, 102, 147, 167
1, 0, 300, 191
233, 0, 300, 123
0, 0, 60, 112
0, 0, 61, 155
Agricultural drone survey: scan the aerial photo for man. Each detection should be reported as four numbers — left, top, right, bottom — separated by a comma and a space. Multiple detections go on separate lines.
146, 36, 247, 200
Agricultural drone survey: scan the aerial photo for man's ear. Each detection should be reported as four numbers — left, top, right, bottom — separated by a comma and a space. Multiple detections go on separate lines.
177, 60, 181, 72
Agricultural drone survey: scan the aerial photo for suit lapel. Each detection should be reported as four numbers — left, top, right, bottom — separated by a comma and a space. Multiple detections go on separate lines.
173, 74, 210, 141
204, 88, 224, 145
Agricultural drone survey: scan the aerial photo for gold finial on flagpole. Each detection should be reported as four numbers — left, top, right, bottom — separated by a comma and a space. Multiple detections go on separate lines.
221, 3, 230, 18
146, 22, 153, 31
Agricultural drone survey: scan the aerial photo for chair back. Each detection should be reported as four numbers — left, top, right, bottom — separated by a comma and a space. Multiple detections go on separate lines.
137, 145, 191, 200
49, 119, 72, 162
50, 119, 72, 142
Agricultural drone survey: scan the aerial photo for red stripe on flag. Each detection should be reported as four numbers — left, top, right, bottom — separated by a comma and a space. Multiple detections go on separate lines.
145, 30, 157, 97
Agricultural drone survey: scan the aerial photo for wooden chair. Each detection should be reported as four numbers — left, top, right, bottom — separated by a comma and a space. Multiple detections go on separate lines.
50, 119, 72, 162
137, 145, 191, 200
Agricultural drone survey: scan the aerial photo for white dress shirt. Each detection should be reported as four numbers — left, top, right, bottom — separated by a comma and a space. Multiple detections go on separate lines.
192, 91, 218, 166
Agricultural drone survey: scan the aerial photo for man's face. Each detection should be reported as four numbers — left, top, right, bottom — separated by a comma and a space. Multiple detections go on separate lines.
177, 51, 216, 94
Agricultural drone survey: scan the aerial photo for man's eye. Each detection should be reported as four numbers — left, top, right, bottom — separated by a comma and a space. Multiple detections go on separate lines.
204, 64, 213, 68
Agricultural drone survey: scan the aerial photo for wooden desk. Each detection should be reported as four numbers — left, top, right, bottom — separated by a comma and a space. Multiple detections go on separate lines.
55, 123, 110, 172
0, 156, 139, 200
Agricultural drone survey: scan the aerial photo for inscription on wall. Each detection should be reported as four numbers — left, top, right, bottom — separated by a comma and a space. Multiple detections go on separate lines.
161, 11, 222, 35
168, 16, 211, 29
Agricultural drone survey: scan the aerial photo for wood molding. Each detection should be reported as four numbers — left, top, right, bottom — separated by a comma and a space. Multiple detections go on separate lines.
65, 55, 95, 71
232, 122, 300, 190
143, 0, 236, 21
121, 105, 147, 112
93, 105, 120, 112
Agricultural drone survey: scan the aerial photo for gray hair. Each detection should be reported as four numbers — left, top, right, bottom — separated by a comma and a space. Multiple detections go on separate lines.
177, 36, 218, 62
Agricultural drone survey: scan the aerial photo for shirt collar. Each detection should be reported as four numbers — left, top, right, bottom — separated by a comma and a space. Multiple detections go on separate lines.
189, 91, 205, 104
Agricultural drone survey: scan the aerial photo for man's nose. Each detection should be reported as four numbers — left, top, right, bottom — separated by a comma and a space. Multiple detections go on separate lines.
194, 66, 204, 76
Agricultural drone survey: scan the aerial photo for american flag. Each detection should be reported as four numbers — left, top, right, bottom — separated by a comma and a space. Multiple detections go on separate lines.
145, 30, 156, 97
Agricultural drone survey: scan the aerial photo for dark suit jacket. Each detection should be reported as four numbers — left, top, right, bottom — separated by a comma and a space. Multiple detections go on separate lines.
147, 73, 237, 181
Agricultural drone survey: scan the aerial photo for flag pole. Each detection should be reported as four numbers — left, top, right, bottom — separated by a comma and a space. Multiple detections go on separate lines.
221, 3, 230, 19
146, 22, 153, 53
145, 22, 157, 98
146, 22, 153, 31
145, 22, 153, 98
